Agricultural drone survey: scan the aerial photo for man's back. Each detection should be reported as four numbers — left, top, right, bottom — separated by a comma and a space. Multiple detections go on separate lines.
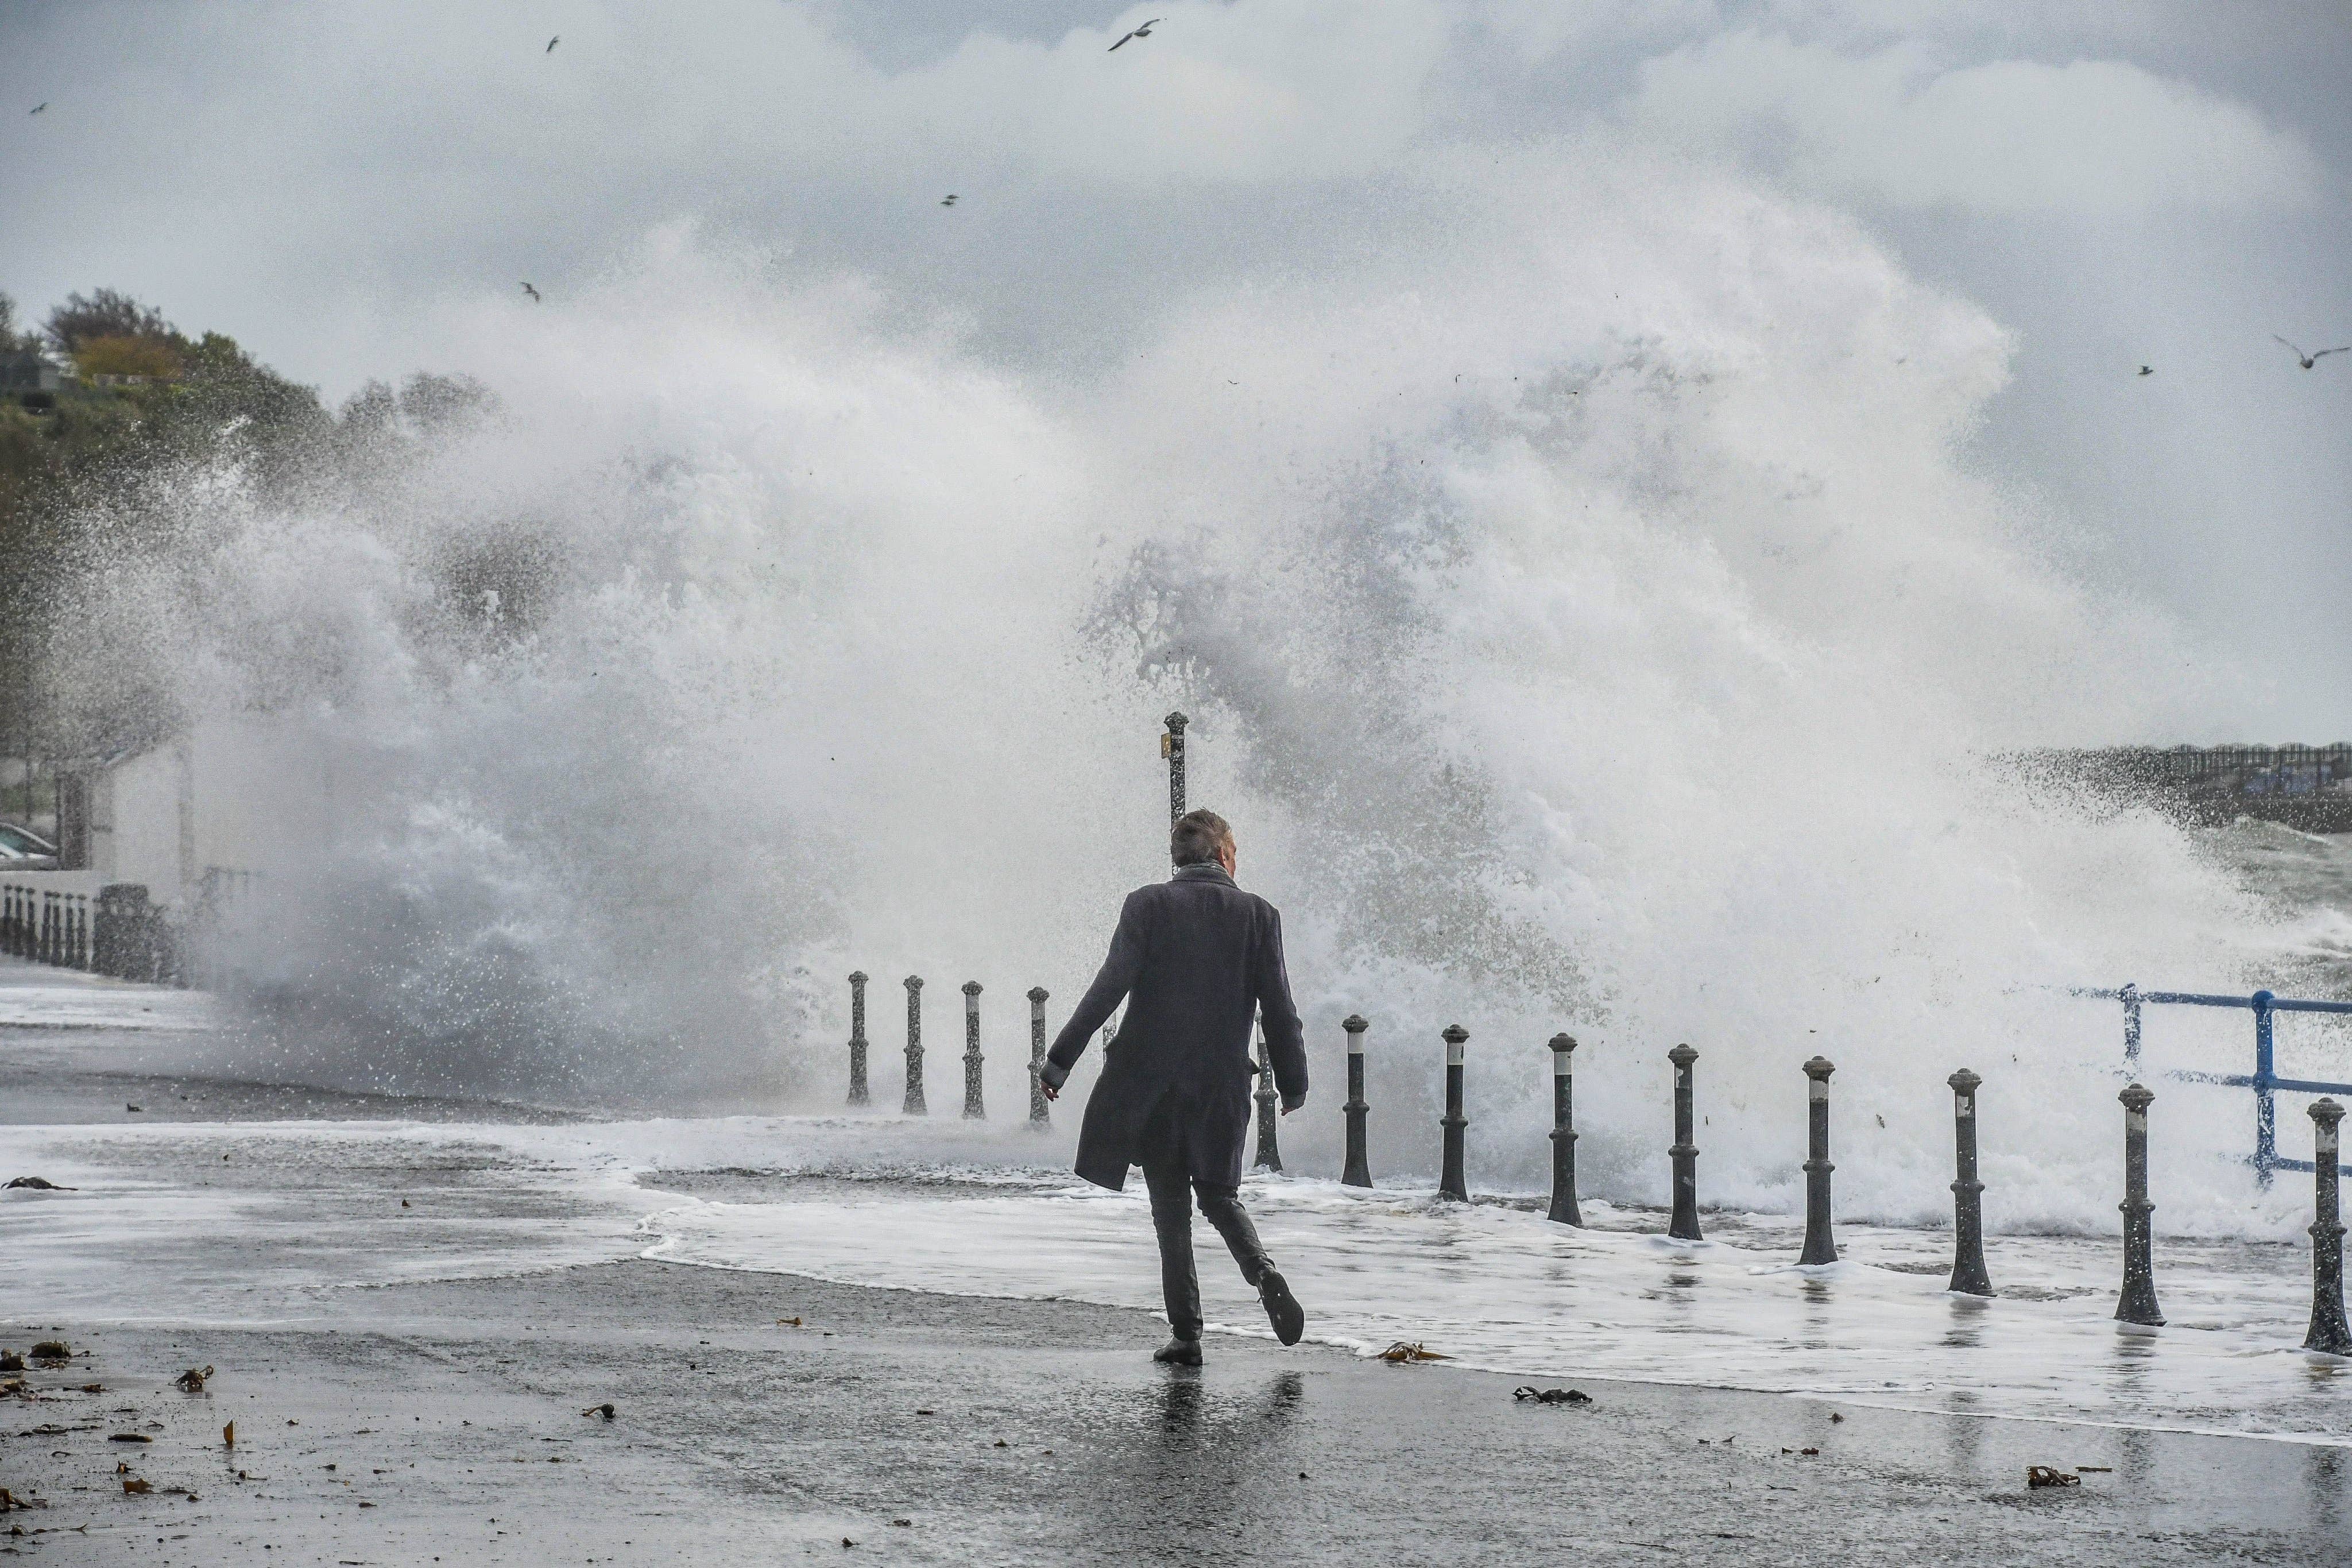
1043, 860, 1306, 1190
1109, 868, 1289, 1087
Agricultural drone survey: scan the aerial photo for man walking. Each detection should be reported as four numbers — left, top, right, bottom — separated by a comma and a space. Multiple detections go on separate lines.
1039, 809, 1309, 1364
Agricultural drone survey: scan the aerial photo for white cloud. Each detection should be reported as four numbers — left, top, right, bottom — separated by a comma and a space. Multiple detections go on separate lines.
1627, 31, 2322, 212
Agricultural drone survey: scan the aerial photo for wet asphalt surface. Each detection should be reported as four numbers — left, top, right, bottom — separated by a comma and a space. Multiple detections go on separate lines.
5, 1258, 2349, 1564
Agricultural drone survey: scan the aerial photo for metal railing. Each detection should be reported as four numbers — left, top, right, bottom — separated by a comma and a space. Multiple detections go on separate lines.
2076, 982, 2352, 1185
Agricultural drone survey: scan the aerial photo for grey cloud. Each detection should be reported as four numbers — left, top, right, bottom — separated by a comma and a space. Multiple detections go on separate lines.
1628, 33, 2320, 212
2, 1, 2349, 729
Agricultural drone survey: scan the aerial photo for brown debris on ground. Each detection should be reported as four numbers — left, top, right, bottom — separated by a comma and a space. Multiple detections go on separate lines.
1379, 1342, 1451, 1363
175, 1365, 215, 1392
2026, 1466, 2080, 1489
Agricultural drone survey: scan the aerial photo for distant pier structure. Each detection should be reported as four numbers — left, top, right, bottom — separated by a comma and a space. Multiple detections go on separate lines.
2042, 744, 2352, 831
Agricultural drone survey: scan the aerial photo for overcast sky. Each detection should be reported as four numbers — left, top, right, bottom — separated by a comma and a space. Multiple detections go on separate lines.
2, 0, 2348, 735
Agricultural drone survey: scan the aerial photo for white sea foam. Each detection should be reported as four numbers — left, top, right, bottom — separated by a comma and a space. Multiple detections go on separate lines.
5, 1110, 2346, 1443
643, 1173, 2352, 1445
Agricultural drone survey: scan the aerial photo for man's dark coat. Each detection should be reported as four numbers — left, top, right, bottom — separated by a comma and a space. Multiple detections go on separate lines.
1040, 862, 1307, 1191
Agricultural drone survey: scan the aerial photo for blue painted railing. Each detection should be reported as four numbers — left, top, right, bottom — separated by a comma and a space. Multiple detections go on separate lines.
2075, 984, 2352, 1186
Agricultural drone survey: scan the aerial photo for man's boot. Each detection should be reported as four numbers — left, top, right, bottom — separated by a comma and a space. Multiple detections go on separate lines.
1258, 1270, 1305, 1346
1153, 1336, 1203, 1366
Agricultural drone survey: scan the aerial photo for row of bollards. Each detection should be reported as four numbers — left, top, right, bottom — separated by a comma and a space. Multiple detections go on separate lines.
2, 881, 180, 982
847, 973, 1054, 1128
2, 887, 91, 969
2101, 1083, 2351, 1353
834, 975, 2352, 1355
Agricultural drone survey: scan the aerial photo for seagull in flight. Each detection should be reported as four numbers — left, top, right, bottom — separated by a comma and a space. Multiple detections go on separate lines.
29, 103, 47, 115
521, 282, 541, 303
1108, 17, 1161, 50
2138, 365, 2153, 376
941, 193, 957, 206
2274, 335, 2349, 370
546, 35, 559, 53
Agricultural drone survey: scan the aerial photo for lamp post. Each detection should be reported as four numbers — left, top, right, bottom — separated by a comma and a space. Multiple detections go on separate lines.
1798, 1057, 1838, 1267
902, 975, 927, 1117
1668, 1044, 1701, 1241
1945, 1069, 1992, 1296
1546, 1033, 1582, 1226
1341, 1015, 1373, 1188
845, 971, 869, 1106
1438, 1025, 1469, 1202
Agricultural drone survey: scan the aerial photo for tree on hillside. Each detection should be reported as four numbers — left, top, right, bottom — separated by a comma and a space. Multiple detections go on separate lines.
43, 288, 175, 353
0, 293, 42, 355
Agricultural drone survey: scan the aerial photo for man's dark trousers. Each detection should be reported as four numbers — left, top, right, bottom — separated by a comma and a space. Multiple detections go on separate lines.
1138, 1097, 1270, 1341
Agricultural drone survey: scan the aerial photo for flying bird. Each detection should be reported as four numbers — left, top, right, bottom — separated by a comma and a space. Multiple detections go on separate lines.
2138, 365, 2153, 376
2274, 335, 2349, 370
29, 103, 46, 115
941, 193, 957, 206
521, 282, 541, 303
1108, 17, 1161, 50
546, 35, 559, 53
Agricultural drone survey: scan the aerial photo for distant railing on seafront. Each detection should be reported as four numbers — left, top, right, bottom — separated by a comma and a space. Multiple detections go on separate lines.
0, 875, 195, 985
2075, 983, 2352, 1185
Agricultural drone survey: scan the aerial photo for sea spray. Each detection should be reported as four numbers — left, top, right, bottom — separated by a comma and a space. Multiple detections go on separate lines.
34, 149, 2312, 1230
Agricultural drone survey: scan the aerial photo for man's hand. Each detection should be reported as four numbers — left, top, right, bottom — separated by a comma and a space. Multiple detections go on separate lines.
1042, 1082, 1059, 1101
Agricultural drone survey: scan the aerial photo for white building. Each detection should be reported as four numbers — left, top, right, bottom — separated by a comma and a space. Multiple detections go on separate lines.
67, 718, 328, 907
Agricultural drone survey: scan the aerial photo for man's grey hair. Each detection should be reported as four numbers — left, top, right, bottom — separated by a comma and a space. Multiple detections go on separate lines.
1170, 809, 1234, 868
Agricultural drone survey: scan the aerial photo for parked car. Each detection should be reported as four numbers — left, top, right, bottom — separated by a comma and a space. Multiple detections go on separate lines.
0, 823, 60, 871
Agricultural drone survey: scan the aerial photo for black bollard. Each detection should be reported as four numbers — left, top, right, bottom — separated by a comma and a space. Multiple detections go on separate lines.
903, 975, 927, 1116
2305, 1098, 2352, 1356
1163, 710, 1188, 824
42, 892, 56, 966
1668, 1044, 1702, 1241
1799, 1056, 1838, 1266
1341, 1015, 1373, 1188
962, 981, 985, 1120
2115, 1082, 2164, 1326
1438, 1025, 1469, 1202
846, 971, 870, 1107
1027, 988, 1051, 1128
1547, 1033, 1583, 1226
1254, 1019, 1283, 1172
1945, 1068, 1993, 1296
72, 896, 88, 970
